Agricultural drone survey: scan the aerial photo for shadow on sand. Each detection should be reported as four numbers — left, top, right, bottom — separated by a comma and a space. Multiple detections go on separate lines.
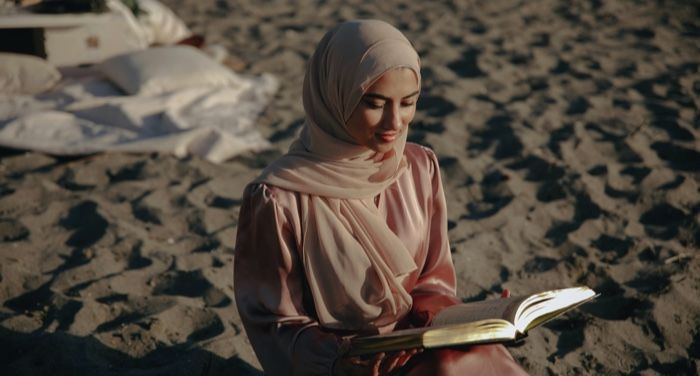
0, 327, 262, 376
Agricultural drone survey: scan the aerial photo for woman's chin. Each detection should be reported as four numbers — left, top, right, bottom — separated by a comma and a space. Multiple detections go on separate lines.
370, 135, 401, 152
370, 142, 397, 154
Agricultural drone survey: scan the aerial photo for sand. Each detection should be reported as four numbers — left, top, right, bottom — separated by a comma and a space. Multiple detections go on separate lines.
1, 0, 699, 375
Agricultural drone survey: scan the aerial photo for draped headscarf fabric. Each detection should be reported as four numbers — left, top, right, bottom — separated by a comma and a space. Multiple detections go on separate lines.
253, 20, 422, 330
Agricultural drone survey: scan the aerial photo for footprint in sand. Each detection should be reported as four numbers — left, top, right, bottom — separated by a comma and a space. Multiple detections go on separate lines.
467, 114, 523, 160
57, 169, 95, 191
604, 183, 639, 203
590, 234, 634, 263
546, 124, 574, 158
651, 142, 700, 172
0, 218, 29, 242
95, 296, 177, 333
405, 128, 430, 149
584, 122, 643, 163
544, 192, 602, 246
187, 312, 226, 342
411, 119, 446, 134
620, 166, 651, 184
151, 270, 231, 308
580, 278, 646, 321
507, 155, 566, 182
408, 120, 447, 150
522, 256, 558, 274
543, 312, 587, 362
59, 201, 108, 249
625, 269, 672, 295
507, 154, 570, 204
4, 281, 83, 332
587, 164, 607, 176
107, 160, 149, 183
462, 170, 514, 220
131, 202, 162, 225
446, 48, 485, 78
269, 118, 304, 142
632, 65, 697, 140
205, 195, 242, 209
437, 156, 469, 187
416, 95, 457, 117
565, 96, 590, 115
639, 203, 689, 240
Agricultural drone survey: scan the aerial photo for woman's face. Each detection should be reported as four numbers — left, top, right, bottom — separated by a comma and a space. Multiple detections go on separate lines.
345, 68, 420, 153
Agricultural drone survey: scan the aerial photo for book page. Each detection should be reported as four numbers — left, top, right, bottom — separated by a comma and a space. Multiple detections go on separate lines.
349, 286, 596, 356
349, 319, 516, 356
515, 286, 596, 332
423, 320, 516, 349
432, 296, 529, 326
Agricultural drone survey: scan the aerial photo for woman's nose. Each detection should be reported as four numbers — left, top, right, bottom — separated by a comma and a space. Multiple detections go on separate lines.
383, 104, 402, 130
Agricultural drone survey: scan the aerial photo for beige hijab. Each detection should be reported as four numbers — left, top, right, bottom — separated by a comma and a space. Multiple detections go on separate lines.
255, 20, 421, 331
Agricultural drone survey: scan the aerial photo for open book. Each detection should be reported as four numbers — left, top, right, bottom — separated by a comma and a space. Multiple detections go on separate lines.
349, 286, 597, 356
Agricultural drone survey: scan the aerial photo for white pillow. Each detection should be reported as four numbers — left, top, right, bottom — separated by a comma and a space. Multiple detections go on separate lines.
0, 53, 62, 95
96, 46, 241, 96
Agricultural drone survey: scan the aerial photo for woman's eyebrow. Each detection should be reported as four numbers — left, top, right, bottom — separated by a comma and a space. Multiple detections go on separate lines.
364, 91, 420, 100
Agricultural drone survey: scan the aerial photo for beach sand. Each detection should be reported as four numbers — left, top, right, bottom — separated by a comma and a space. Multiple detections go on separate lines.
1, 0, 699, 374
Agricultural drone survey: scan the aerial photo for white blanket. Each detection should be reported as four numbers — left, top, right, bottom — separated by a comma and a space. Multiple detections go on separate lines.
0, 69, 277, 163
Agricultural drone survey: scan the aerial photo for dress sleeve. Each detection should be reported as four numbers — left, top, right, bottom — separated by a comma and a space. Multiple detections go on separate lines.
404, 148, 462, 328
233, 184, 342, 376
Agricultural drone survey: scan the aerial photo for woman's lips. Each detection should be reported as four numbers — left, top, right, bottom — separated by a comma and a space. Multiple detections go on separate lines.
376, 131, 398, 143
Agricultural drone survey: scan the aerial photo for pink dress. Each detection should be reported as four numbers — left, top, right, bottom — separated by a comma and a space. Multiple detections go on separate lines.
234, 144, 461, 375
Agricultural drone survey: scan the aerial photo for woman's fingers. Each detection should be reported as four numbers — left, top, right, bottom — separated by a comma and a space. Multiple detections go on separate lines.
334, 348, 426, 376
334, 353, 381, 375
378, 348, 423, 374
370, 352, 386, 376
381, 350, 406, 373
342, 347, 423, 375
394, 349, 415, 369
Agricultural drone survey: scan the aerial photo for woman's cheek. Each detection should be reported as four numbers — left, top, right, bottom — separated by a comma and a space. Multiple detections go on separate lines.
363, 111, 382, 131
402, 107, 416, 126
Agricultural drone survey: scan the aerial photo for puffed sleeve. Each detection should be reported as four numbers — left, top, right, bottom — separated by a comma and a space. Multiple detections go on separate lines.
404, 147, 461, 328
233, 184, 342, 375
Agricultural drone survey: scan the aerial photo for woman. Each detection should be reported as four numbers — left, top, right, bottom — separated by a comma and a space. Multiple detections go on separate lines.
234, 19, 527, 375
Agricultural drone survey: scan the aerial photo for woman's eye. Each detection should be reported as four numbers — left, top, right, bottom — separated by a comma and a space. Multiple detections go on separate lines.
401, 101, 415, 107
364, 101, 384, 109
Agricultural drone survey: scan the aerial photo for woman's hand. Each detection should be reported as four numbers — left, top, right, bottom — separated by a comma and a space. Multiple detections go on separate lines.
333, 348, 421, 375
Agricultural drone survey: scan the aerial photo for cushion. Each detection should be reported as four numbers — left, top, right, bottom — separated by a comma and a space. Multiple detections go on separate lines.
96, 45, 241, 96
0, 53, 62, 95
